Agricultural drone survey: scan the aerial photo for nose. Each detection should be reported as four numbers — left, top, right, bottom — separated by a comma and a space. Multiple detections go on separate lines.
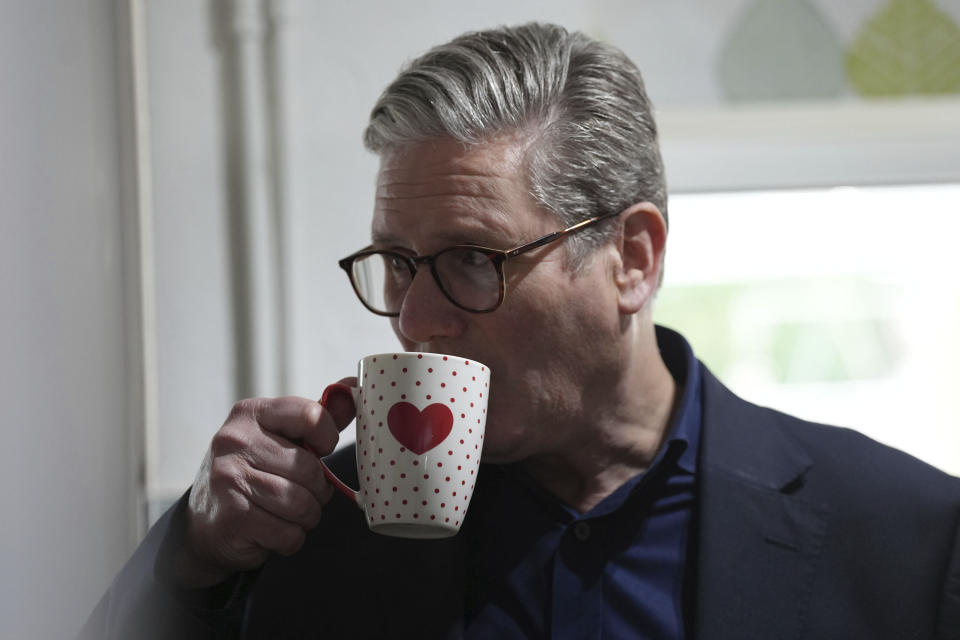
393, 267, 466, 347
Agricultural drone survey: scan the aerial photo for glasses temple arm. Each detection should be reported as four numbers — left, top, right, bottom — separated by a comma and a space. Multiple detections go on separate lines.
504, 214, 617, 258
505, 230, 564, 258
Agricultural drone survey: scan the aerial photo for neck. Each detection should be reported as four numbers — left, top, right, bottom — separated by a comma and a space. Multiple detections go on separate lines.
520, 322, 678, 513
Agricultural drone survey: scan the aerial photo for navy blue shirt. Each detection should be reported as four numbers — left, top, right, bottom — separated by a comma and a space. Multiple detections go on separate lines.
464, 327, 702, 639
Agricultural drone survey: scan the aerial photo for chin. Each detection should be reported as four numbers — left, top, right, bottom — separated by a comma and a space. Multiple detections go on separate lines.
477, 420, 528, 465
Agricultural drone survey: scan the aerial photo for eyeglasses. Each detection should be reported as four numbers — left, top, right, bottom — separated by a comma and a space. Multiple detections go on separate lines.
339, 212, 619, 316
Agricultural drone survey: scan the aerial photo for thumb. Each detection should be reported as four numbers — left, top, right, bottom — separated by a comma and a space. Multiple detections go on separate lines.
319, 377, 357, 431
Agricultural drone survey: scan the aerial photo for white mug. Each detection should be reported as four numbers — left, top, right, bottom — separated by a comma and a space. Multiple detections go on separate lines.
321, 352, 491, 539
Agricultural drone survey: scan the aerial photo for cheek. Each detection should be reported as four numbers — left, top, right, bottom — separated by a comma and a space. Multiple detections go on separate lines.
476, 374, 533, 460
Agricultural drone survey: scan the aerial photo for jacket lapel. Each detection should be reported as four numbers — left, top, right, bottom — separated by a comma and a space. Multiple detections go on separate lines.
695, 368, 830, 640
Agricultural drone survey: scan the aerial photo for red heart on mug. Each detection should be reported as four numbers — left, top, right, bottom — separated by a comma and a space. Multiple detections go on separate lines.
386, 402, 454, 454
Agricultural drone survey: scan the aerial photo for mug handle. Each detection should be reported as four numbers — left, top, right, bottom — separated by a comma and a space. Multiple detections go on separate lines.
307, 383, 360, 506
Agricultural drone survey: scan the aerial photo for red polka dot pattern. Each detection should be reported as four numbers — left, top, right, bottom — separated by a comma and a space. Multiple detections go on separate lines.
352, 351, 490, 538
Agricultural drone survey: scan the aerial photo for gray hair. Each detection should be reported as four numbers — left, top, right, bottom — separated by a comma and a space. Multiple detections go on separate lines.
363, 23, 667, 266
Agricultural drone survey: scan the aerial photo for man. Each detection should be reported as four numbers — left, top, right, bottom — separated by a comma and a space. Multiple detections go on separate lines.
83, 23, 959, 639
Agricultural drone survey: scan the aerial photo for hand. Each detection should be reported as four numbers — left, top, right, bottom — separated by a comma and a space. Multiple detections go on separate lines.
174, 380, 356, 588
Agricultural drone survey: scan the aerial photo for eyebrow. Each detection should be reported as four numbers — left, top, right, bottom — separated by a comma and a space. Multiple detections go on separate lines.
370, 235, 503, 252
371, 210, 516, 246
370, 230, 394, 245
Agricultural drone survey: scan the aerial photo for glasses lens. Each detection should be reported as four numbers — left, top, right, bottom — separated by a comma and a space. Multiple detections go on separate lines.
434, 248, 501, 312
351, 252, 412, 314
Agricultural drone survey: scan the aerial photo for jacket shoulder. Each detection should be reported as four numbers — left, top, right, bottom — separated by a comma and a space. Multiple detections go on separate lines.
701, 364, 960, 507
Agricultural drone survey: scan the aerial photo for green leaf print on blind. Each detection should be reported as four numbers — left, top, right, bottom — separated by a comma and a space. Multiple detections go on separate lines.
847, 0, 960, 96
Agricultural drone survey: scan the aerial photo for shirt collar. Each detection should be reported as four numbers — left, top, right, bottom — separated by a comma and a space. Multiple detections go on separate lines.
655, 325, 703, 475
573, 326, 702, 519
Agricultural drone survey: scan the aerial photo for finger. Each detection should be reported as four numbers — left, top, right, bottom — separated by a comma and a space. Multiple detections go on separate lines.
252, 396, 340, 456
243, 466, 325, 530
242, 501, 310, 558
320, 377, 358, 432
236, 430, 333, 504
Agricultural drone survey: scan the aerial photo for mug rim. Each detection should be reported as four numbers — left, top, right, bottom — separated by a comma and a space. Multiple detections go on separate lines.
359, 351, 490, 373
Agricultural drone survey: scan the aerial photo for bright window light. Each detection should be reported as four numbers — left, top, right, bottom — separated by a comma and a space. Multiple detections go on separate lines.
655, 184, 960, 476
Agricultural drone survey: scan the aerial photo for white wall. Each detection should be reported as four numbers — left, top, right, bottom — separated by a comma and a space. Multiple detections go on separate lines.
0, 1, 139, 638
143, 0, 237, 508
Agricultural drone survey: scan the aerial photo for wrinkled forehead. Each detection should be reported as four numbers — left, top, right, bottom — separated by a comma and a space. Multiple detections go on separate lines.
370, 136, 551, 246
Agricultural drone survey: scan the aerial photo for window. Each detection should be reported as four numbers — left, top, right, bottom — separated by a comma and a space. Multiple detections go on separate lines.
655, 184, 960, 475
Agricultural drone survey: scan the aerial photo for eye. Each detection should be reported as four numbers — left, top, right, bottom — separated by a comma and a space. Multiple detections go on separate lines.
457, 249, 489, 268
387, 254, 408, 272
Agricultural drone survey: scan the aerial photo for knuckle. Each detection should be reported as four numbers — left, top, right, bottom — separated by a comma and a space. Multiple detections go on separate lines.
298, 400, 322, 427
218, 481, 250, 513
211, 423, 251, 458
227, 397, 258, 421
248, 397, 273, 424
206, 457, 231, 490
209, 460, 252, 503
227, 397, 274, 429
230, 472, 254, 503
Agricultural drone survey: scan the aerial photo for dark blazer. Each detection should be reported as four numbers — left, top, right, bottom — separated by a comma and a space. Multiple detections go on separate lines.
82, 366, 960, 639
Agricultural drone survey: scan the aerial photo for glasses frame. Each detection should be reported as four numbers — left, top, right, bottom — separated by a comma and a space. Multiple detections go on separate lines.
339, 212, 620, 316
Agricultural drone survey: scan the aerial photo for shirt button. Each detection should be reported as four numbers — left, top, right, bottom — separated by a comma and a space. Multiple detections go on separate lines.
572, 521, 591, 541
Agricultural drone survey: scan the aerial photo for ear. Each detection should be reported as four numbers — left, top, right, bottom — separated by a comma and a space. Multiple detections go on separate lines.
613, 203, 667, 315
